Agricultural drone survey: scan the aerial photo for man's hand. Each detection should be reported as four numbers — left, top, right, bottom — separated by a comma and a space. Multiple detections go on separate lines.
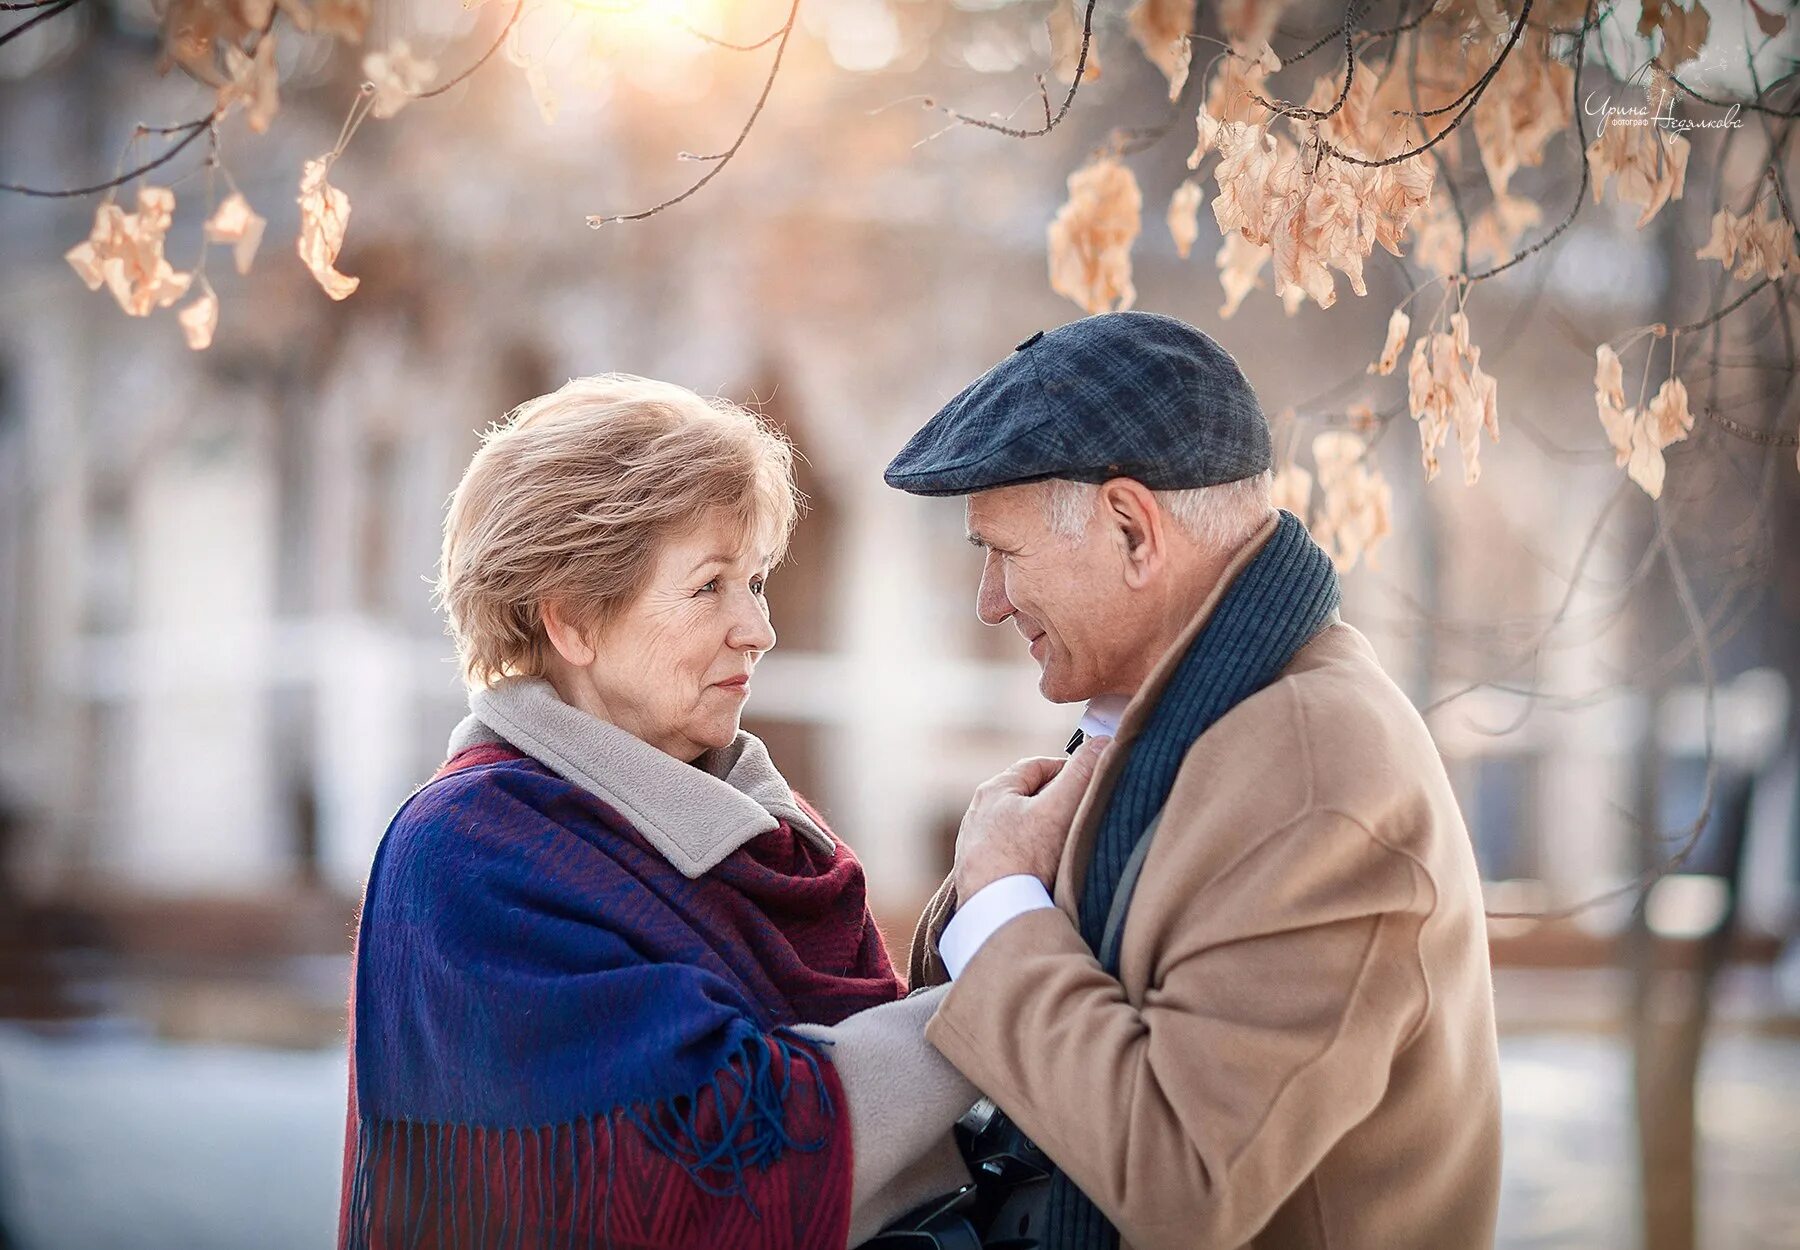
952, 737, 1109, 900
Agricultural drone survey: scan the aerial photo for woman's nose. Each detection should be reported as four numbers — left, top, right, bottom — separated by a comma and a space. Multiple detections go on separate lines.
730, 594, 777, 652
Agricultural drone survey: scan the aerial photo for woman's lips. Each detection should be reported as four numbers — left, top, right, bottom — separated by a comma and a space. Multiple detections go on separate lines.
713, 675, 750, 692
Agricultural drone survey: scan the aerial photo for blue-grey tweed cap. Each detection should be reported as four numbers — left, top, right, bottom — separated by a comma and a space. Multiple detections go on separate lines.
883, 311, 1271, 497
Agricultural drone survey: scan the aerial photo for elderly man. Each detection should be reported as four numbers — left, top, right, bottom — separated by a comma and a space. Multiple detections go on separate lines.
888, 312, 1501, 1250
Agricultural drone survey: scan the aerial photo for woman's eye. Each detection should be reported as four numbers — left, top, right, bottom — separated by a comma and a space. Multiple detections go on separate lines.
750, 579, 766, 596
697, 579, 718, 594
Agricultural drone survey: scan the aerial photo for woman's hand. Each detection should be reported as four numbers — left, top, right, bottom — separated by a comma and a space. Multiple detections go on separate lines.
951, 736, 1109, 900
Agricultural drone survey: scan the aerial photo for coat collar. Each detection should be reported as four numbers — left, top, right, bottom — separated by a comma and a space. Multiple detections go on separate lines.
447, 676, 835, 879
1052, 510, 1340, 912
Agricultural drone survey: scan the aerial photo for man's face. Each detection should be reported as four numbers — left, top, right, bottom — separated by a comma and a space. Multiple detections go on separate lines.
965, 483, 1139, 704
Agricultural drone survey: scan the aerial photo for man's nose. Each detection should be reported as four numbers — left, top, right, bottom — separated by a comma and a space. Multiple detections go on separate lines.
975, 553, 1013, 627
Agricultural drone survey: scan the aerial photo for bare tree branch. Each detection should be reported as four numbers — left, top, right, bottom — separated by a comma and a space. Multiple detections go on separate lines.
1319, 0, 1534, 169
919, 0, 1098, 139
586, 0, 802, 225
413, 0, 526, 101
0, 0, 83, 49
0, 116, 216, 198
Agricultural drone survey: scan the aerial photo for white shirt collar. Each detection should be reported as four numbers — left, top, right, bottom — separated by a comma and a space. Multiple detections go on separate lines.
1076, 693, 1131, 740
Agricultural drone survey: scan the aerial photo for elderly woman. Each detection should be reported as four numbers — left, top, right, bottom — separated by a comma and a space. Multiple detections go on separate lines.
338, 376, 975, 1249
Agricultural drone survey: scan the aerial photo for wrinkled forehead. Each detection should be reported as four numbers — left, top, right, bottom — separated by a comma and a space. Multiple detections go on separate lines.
964, 482, 1051, 542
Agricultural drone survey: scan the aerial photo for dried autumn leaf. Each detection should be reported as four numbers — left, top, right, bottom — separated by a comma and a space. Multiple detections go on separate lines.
1470, 0, 1512, 37
1467, 190, 1543, 265
1215, 231, 1270, 319
1589, 123, 1689, 228
1310, 431, 1392, 572
1048, 157, 1142, 314
1369, 155, 1435, 256
1302, 60, 1381, 156
204, 193, 266, 276
1205, 45, 1275, 127
1210, 128, 1292, 245
220, 33, 279, 134
1271, 460, 1313, 520
1655, 0, 1709, 67
1128, 0, 1192, 99
312, 0, 370, 41
296, 157, 361, 301
1368, 308, 1410, 376
1604, 375, 1693, 498
1048, 0, 1099, 85
1410, 193, 1464, 277
1747, 0, 1786, 36
160, 0, 255, 76
1406, 310, 1499, 484
1168, 180, 1203, 259
1594, 344, 1636, 463
178, 284, 219, 351
1188, 107, 1226, 168
364, 39, 438, 119
1694, 200, 1799, 282
1474, 29, 1573, 198
64, 186, 192, 317
1219, 0, 1289, 45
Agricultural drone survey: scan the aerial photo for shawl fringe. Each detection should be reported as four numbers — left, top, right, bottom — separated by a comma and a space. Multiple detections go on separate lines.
342, 1029, 835, 1249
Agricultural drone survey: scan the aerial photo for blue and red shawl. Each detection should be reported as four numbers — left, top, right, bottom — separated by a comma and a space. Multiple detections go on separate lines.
338, 742, 902, 1249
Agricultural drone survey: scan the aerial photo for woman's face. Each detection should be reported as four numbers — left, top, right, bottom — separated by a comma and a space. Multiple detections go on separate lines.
547, 511, 777, 762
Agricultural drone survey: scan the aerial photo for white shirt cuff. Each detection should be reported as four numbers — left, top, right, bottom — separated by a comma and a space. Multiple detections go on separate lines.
938, 875, 1056, 980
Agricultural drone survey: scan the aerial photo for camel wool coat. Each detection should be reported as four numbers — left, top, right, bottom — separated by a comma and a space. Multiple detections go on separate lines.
909, 522, 1503, 1250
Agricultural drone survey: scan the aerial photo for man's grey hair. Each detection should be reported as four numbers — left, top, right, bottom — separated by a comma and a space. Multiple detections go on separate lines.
1042, 470, 1275, 550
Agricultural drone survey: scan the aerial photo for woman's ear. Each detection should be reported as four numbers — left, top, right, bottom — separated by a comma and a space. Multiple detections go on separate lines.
1101, 478, 1163, 589
541, 600, 597, 668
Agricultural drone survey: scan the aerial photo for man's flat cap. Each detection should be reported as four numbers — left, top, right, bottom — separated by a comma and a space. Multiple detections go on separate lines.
884, 311, 1271, 497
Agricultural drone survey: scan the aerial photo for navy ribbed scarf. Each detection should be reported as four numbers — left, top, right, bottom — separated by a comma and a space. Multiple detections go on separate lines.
1043, 510, 1340, 1250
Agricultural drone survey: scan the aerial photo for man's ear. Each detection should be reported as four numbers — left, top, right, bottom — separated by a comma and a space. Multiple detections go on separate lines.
541, 599, 597, 668
1099, 478, 1164, 589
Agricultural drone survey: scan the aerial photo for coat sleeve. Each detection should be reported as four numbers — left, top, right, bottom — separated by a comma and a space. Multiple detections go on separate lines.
795, 986, 977, 1246
922, 809, 1432, 1250
906, 873, 958, 990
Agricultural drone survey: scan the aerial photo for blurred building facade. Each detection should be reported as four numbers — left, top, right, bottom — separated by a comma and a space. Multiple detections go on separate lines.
0, 0, 1795, 956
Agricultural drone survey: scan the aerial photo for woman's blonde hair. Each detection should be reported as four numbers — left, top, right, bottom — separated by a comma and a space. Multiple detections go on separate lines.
437, 374, 800, 688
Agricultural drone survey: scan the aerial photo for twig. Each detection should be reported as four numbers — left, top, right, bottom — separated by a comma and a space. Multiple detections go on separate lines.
1666, 277, 1778, 335
1665, 63, 1800, 120
1320, 0, 1534, 169
919, 0, 1098, 139
677, 16, 782, 51
1252, 0, 1369, 121
1486, 503, 1719, 923
1465, 0, 1594, 284
414, 0, 526, 100
0, 116, 215, 197
1284, 0, 1433, 67
0, 0, 82, 49
587, 0, 801, 225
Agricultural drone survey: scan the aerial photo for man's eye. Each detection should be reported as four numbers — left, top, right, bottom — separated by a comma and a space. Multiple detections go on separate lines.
697, 579, 718, 594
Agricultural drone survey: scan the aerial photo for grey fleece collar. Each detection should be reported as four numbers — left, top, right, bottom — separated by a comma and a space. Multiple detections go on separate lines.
448, 676, 835, 878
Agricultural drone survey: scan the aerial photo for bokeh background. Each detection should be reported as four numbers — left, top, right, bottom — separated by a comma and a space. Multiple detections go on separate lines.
1, 0, 1797, 1245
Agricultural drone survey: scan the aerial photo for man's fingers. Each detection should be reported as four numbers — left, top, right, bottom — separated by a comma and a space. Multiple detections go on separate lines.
1004, 755, 1068, 795
1040, 736, 1108, 806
